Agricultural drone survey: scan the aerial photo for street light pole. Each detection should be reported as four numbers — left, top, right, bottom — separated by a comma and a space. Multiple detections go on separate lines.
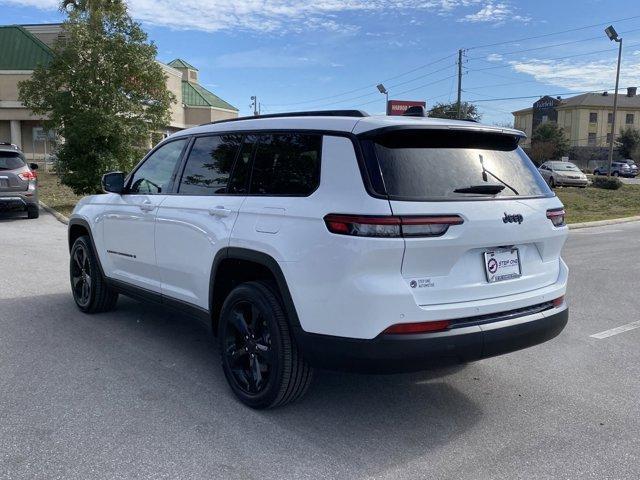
605, 25, 623, 177
377, 84, 389, 115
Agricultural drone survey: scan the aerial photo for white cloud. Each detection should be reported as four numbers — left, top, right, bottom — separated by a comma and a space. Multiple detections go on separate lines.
1, 0, 531, 33
458, 2, 530, 24
509, 58, 640, 91
486, 53, 503, 62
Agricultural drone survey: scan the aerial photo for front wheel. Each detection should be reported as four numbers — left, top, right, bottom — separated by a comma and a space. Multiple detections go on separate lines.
70, 236, 118, 313
612, 171, 619, 177
549, 177, 556, 188
219, 281, 313, 409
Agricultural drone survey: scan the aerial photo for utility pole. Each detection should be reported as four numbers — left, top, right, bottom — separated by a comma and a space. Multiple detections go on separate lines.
456, 49, 463, 119
605, 25, 623, 176
250, 96, 259, 116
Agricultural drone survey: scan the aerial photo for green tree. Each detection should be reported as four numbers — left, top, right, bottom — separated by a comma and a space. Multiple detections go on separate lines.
615, 127, 640, 159
19, 0, 174, 194
428, 101, 481, 121
530, 122, 569, 165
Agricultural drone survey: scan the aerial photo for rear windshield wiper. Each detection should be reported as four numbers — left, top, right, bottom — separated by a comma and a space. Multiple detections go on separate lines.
454, 184, 505, 195
479, 154, 519, 196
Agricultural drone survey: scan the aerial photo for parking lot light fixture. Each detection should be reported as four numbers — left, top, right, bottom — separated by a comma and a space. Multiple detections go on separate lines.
605, 25, 622, 177
377, 83, 389, 115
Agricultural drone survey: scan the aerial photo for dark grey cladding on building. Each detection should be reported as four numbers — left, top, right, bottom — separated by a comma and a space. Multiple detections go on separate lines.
532, 96, 562, 131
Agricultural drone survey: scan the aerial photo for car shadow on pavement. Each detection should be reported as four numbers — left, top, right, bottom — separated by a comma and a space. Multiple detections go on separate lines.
3, 292, 482, 478
0, 211, 29, 222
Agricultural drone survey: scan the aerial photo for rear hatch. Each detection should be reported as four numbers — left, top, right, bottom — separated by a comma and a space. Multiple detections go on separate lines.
0, 151, 29, 192
361, 128, 566, 306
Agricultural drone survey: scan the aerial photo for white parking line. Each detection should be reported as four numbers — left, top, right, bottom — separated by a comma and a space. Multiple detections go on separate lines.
590, 320, 640, 339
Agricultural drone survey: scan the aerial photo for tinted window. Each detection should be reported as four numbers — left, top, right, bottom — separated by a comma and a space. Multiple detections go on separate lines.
0, 151, 26, 170
368, 129, 551, 200
227, 135, 257, 194
250, 133, 322, 195
129, 139, 187, 194
178, 134, 242, 195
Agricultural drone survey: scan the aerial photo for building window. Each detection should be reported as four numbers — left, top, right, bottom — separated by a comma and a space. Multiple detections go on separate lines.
541, 114, 548, 123
589, 112, 598, 123
588, 133, 597, 146
626, 113, 635, 124
608, 112, 613, 124
606, 133, 612, 144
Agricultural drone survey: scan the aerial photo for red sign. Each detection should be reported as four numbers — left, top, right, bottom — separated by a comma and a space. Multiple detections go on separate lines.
387, 100, 426, 116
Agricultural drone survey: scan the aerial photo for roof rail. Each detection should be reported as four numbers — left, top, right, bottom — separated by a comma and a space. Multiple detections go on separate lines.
209, 110, 369, 125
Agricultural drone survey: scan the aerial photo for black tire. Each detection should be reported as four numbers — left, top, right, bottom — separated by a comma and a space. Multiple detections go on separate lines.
549, 177, 555, 188
27, 205, 39, 219
70, 235, 118, 313
612, 171, 619, 177
219, 281, 313, 409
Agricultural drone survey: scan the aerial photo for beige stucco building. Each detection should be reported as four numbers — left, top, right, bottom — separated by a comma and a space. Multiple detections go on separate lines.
513, 88, 640, 148
0, 24, 238, 160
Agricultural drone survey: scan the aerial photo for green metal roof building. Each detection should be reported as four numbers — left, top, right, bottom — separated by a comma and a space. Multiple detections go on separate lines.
1, 25, 238, 158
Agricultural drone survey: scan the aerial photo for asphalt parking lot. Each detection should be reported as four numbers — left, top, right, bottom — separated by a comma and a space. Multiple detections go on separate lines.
1, 211, 639, 480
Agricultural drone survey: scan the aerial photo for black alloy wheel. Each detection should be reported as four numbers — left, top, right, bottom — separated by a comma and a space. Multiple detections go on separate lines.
71, 242, 92, 308
224, 300, 274, 395
219, 281, 313, 409
69, 235, 118, 313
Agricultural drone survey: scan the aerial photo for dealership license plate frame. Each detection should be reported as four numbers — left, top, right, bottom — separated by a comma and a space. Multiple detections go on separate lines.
484, 248, 522, 283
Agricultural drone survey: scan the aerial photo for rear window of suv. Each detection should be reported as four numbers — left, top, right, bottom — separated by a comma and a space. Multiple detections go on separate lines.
363, 129, 552, 201
0, 151, 26, 170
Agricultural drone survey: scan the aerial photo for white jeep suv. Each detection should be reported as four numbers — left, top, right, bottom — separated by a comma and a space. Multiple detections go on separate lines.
68, 110, 569, 408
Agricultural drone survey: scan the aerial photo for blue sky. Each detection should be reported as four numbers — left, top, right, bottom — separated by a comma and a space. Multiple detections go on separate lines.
2, 0, 640, 124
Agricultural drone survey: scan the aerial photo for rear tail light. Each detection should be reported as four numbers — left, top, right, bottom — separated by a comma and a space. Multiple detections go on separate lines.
383, 320, 451, 334
552, 296, 565, 307
18, 171, 37, 181
546, 208, 566, 227
324, 214, 463, 238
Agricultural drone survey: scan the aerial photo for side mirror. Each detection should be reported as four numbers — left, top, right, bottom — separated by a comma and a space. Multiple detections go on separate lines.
29, 163, 39, 170
102, 171, 125, 194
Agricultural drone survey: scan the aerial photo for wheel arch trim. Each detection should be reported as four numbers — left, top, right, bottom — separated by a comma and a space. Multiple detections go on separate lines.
209, 247, 302, 330
68, 217, 106, 278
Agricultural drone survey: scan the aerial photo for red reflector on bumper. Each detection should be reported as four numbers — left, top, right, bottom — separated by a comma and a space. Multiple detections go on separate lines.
383, 320, 451, 335
552, 296, 565, 307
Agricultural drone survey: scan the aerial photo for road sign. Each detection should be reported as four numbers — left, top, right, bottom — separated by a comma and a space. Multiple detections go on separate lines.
387, 100, 426, 116
32, 127, 48, 142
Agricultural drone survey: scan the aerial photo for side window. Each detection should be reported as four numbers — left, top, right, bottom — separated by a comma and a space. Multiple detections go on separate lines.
128, 139, 187, 194
250, 133, 322, 196
227, 135, 257, 194
178, 134, 242, 195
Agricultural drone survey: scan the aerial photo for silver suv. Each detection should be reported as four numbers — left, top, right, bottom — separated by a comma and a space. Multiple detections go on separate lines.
0, 143, 39, 219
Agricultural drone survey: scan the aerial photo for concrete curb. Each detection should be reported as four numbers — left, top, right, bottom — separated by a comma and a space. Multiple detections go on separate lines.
39, 201, 69, 225
569, 215, 640, 229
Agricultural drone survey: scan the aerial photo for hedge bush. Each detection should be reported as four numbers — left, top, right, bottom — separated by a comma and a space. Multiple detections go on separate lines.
592, 176, 623, 190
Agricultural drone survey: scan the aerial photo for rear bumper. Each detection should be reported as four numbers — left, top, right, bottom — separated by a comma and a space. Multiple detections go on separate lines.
294, 305, 568, 373
0, 191, 38, 211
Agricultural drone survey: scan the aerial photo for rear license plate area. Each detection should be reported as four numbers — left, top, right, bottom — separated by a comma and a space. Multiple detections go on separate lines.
484, 248, 521, 283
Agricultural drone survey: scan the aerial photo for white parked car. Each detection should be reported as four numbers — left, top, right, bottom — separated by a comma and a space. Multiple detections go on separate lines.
538, 161, 588, 188
68, 110, 569, 408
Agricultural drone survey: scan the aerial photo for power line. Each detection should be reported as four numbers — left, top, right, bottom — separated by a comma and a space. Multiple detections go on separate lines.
352, 75, 458, 108
271, 63, 457, 111
465, 87, 619, 103
467, 14, 640, 50
467, 26, 640, 61
470, 41, 640, 73
264, 53, 455, 108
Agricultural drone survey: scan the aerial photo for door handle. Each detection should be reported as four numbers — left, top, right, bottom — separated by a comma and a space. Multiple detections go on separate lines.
209, 206, 232, 217
140, 200, 155, 212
